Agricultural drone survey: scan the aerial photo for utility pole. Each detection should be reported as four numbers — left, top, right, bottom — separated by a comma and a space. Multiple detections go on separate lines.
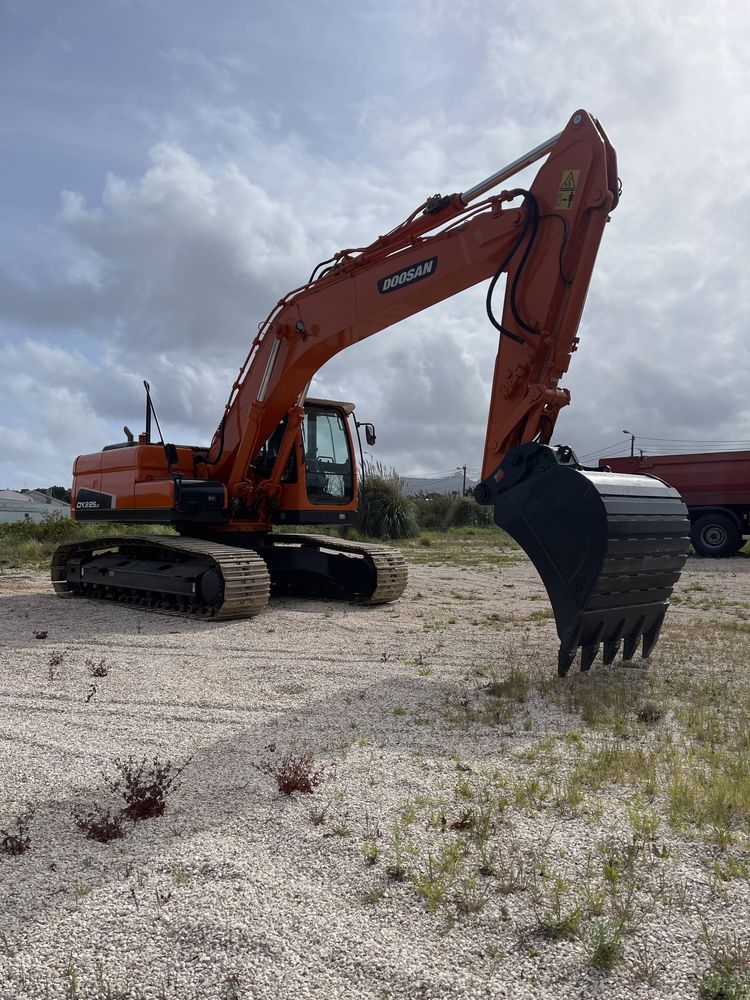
622, 429, 635, 458
455, 466, 466, 495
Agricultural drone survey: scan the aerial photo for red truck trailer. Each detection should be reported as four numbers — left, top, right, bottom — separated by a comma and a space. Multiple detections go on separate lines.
599, 451, 750, 557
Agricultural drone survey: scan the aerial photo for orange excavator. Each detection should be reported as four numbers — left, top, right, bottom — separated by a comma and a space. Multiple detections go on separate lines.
52, 110, 690, 675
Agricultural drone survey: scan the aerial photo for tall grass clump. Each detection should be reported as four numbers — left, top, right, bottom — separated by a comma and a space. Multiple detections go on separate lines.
356, 463, 419, 540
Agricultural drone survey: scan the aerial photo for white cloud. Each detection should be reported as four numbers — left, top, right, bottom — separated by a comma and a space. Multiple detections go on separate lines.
1, 0, 750, 492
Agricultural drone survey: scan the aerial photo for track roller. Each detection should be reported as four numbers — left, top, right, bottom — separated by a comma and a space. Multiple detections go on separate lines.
52, 535, 270, 619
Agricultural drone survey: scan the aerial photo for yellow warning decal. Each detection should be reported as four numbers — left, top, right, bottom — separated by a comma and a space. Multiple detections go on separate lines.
555, 169, 580, 210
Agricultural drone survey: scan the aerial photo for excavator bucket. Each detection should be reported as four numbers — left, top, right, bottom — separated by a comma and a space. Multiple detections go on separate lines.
475, 444, 690, 676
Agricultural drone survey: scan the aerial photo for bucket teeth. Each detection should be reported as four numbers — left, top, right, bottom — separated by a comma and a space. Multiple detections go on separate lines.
622, 614, 646, 661
622, 634, 641, 661
602, 639, 620, 666
641, 611, 666, 659
602, 619, 625, 666
557, 648, 576, 678
580, 644, 599, 672
580, 623, 604, 672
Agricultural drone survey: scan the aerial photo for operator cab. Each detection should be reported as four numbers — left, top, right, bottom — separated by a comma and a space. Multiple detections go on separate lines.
254, 398, 368, 522
303, 401, 355, 504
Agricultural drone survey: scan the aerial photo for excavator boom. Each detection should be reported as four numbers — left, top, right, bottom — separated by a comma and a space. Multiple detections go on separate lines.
206, 111, 619, 494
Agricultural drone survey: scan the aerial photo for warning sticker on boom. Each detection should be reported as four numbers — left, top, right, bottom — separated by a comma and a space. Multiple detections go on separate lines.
555, 169, 580, 210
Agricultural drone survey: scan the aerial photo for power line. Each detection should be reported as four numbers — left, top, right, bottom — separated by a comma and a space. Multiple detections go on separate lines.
402, 437, 750, 480
590, 442, 630, 456
401, 465, 485, 479
579, 442, 631, 461
618, 445, 748, 455
579, 434, 750, 462
401, 469, 466, 480
637, 436, 750, 444
401, 468, 482, 482
585, 445, 750, 462
578, 437, 630, 459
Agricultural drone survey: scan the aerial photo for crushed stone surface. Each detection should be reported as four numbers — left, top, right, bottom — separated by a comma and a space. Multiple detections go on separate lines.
0, 551, 748, 999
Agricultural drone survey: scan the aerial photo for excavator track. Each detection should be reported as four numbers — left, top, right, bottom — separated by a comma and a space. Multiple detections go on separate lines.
51, 535, 270, 620
51, 531, 406, 620
260, 532, 409, 604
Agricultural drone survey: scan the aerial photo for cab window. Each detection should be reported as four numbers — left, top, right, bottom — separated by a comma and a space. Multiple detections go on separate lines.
251, 416, 297, 483
302, 408, 354, 504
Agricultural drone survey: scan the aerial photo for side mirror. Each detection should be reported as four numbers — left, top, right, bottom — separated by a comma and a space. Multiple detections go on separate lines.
364, 423, 376, 446
164, 443, 179, 469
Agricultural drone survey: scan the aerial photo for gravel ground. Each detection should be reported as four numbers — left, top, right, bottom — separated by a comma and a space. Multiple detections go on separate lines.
1, 547, 749, 1000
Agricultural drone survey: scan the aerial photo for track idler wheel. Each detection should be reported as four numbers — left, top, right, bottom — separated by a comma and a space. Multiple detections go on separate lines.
474, 444, 690, 676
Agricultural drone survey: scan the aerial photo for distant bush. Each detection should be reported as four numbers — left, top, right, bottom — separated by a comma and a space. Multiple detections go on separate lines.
0, 514, 175, 570
356, 463, 419, 540
411, 494, 493, 531
0, 512, 75, 547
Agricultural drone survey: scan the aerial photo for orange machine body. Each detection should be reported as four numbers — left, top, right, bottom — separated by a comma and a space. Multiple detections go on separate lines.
71, 110, 618, 534
72, 399, 361, 530
63, 110, 693, 677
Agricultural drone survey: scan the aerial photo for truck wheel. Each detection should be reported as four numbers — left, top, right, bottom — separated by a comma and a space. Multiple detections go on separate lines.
691, 514, 742, 558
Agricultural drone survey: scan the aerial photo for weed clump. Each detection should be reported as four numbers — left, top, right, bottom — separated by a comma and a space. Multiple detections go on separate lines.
48, 651, 64, 680
698, 970, 750, 1000
72, 804, 127, 843
454, 877, 490, 915
259, 748, 325, 795
0, 806, 35, 856
104, 755, 191, 820
588, 921, 623, 970
637, 702, 665, 724
362, 841, 379, 866
309, 802, 332, 826
484, 667, 529, 703
698, 923, 750, 1000
533, 877, 584, 940
87, 657, 110, 678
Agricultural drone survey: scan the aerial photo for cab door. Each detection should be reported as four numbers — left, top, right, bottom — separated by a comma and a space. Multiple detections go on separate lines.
302, 404, 355, 505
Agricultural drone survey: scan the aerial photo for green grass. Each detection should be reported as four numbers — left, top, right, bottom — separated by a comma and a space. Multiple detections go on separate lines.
0, 515, 175, 571
279, 523, 523, 567
698, 970, 750, 1000
239, 503, 520, 568
392, 526, 523, 567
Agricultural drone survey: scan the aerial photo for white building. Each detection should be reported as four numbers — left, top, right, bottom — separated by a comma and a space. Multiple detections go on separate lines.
0, 490, 70, 524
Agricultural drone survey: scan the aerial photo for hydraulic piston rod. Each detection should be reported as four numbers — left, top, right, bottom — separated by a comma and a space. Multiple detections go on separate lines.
460, 131, 563, 205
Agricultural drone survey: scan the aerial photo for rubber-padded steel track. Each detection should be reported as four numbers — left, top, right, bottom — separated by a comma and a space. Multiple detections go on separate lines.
52, 535, 270, 619
263, 532, 408, 604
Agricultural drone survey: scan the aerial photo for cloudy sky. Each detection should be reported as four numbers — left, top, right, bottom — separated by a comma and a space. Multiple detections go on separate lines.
2, 0, 749, 489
